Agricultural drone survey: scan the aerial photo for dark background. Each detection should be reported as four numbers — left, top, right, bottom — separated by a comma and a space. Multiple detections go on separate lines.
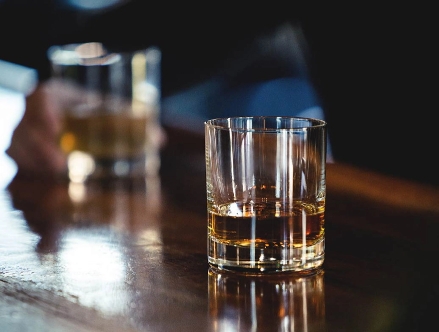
0, 1, 436, 186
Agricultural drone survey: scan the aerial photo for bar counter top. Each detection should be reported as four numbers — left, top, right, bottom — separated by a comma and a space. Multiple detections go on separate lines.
1, 126, 439, 332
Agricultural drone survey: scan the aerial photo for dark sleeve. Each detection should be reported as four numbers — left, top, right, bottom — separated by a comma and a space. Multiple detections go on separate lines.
80, 2, 300, 95
0, 1, 298, 90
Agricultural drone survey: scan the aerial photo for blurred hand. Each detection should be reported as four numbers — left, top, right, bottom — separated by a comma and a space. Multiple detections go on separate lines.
6, 79, 167, 180
6, 81, 67, 179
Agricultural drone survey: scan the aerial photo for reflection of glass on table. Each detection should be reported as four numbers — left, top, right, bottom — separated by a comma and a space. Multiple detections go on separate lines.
208, 267, 326, 331
5, 173, 163, 317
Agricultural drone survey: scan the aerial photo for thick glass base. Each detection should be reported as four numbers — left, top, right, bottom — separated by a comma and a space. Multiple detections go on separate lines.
208, 237, 324, 275
67, 151, 159, 183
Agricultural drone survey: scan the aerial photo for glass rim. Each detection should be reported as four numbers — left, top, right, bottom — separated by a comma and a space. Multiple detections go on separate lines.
47, 42, 122, 66
205, 116, 326, 132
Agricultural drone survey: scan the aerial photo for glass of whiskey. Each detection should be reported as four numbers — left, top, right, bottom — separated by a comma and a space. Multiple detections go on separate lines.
48, 42, 162, 183
205, 116, 327, 274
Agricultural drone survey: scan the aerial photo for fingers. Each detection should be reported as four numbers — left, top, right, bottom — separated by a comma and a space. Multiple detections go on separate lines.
6, 83, 67, 178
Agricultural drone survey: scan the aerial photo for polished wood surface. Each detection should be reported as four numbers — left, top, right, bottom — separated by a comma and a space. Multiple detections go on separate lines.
1, 126, 439, 332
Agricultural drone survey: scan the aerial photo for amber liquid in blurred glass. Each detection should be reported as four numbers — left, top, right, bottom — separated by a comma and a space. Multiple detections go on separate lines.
208, 200, 325, 273
60, 112, 151, 158
59, 103, 158, 181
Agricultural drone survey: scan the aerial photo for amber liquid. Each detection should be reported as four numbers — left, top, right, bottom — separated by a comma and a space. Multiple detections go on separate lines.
60, 111, 150, 159
59, 102, 159, 181
208, 200, 325, 273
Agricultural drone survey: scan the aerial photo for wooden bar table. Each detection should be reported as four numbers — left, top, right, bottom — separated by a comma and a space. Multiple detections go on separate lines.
1, 126, 439, 332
